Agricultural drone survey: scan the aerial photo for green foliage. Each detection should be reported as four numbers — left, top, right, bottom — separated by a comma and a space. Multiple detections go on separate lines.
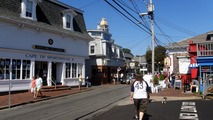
153, 75, 159, 84
145, 45, 166, 72
123, 48, 131, 54
160, 74, 165, 80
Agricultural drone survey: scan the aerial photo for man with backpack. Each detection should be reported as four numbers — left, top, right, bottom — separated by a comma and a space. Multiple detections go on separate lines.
130, 74, 151, 120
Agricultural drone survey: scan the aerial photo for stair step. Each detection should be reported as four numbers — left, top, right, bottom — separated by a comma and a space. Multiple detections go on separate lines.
41, 85, 71, 92
207, 85, 213, 93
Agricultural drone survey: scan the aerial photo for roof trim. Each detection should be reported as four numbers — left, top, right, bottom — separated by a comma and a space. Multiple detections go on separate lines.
0, 16, 92, 41
50, 0, 84, 13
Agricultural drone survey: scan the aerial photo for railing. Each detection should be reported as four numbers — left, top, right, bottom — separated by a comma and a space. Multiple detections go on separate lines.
202, 75, 213, 99
50, 76, 57, 89
197, 42, 213, 56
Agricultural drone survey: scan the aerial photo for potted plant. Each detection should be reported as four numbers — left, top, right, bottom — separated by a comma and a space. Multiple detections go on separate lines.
159, 74, 166, 88
160, 74, 165, 81
153, 75, 159, 85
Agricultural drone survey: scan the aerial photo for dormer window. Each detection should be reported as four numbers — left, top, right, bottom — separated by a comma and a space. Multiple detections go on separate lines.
90, 45, 95, 54
20, 0, 37, 20
62, 9, 77, 31
26, 0, 33, 17
66, 14, 71, 28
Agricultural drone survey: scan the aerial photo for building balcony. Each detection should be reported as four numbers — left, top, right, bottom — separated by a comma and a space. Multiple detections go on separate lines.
197, 41, 213, 57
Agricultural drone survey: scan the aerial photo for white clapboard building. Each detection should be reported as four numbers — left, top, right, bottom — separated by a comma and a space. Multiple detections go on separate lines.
0, 0, 92, 92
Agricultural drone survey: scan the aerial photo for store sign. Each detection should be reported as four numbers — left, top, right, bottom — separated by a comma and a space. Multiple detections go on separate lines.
25, 54, 71, 61
201, 66, 211, 72
32, 45, 65, 52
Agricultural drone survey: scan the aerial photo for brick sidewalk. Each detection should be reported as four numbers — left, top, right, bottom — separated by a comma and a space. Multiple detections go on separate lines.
151, 87, 201, 97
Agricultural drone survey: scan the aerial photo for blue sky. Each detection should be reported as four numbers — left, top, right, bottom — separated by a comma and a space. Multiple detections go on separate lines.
59, 0, 213, 56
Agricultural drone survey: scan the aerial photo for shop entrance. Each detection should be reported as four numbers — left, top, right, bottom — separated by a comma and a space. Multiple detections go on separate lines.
52, 62, 58, 85
35, 61, 48, 85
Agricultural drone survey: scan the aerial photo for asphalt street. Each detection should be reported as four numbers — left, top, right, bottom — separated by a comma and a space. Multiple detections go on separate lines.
91, 98, 213, 120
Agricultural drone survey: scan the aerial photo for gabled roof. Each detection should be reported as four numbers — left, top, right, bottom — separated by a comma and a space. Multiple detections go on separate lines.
132, 55, 146, 63
0, 0, 92, 41
166, 30, 212, 49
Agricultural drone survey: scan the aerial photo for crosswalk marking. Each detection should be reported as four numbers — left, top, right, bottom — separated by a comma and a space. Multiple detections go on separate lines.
179, 102, 199, 120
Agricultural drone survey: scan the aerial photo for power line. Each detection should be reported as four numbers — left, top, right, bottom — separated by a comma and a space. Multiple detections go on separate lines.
111, 0, 151, 33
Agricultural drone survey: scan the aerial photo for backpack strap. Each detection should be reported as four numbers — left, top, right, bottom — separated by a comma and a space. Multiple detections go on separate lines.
144, 80, 151, 93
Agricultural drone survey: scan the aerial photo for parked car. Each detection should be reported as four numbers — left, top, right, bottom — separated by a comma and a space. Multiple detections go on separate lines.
120, 74, 134, 84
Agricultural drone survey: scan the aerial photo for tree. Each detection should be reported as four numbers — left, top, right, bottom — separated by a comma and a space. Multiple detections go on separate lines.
122, 48, 131, 54
145, 45, 166, 72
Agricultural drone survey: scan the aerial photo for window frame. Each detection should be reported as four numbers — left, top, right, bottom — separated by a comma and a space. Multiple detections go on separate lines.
20, 0, 37, 20
90, 45, 95, 54
62, 9, 77, 31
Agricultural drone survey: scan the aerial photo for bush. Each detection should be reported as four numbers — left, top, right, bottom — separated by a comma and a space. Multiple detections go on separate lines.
153, 75, 159, 84
159, 74, 165, 81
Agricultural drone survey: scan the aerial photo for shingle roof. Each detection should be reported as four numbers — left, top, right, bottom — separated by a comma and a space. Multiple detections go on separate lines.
0, 0, 92, 41
166, 31, 212, 49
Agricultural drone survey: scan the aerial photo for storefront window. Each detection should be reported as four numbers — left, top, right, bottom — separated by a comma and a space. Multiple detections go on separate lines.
66, 63, 71, 78
22, 60, 30, 79
72, 63, 77, 78
12, 59, 21, 79
78, 63, 83, 76
0, 59, 10, 79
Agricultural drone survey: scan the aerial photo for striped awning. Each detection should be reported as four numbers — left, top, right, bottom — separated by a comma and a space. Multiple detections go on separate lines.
189, 63, 198, 68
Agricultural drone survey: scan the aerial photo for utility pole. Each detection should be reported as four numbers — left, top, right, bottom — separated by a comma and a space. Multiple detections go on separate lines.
139, 0, 155, 78
149, 0, 155, 79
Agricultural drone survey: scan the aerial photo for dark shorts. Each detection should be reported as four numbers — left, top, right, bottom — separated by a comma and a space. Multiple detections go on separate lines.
133, 98, 148, 112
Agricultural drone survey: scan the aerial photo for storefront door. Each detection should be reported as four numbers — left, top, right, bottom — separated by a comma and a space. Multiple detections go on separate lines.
35, 61, 48, 85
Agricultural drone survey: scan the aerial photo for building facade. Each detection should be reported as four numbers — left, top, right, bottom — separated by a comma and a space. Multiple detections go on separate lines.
86, 18, 125, 85
0, 0, 92, 92
166, 31, 210, 85
188, 32, 213, 96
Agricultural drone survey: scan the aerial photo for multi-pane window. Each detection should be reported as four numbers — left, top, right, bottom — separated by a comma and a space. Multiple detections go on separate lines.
0, 59, 10, 79
78, 63, 83, 76
90, 45, 95, 54
63, 13, 73, 30
65, 63, 71, 78
66, 15, 71, 28
72, 63, 77, 78
65, 63, 83, 79
22, 60, 30, 79
0, 59, 30, 80
91, 32, 101, 36
21, 0, 37, 20
26, 0, 33, 17
12, 59, 21, 79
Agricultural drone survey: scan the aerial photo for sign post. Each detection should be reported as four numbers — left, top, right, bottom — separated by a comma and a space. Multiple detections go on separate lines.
9, 63, 12, 108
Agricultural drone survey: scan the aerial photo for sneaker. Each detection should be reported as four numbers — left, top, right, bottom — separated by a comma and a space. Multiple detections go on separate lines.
133, 115, 138, 120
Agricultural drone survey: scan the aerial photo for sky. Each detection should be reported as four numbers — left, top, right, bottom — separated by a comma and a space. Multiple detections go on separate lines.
59, 0, 213, 56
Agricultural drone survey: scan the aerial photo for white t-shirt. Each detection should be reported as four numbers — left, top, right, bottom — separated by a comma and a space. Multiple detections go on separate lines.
143, 74, 152, 87
36, 77, 43, 88
131, 81, 148, 99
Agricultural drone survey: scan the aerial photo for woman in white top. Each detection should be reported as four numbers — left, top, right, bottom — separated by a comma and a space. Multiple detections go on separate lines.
130, 74, 150, 120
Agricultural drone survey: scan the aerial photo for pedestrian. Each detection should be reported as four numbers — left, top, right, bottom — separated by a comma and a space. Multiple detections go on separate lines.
85, 76, 91, 88
130, 74, 150, 120
30, 76, 37, 98
171, 72, 176, 87
35, 74, 43, 98
78, 73, 83, 90
190, 79, 199, 92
